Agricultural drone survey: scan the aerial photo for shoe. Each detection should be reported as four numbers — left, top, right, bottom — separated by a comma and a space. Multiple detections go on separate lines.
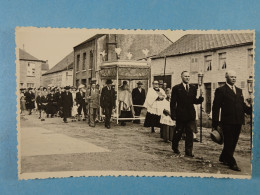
185, 153, 195, 158
219, 158, 229, 166
64, 121, 68, 123
173, 149, 180, 154
41, 119, 45, 121
229, 164, 241, 172
193, 138, 200, 142
107, 125, 110, 129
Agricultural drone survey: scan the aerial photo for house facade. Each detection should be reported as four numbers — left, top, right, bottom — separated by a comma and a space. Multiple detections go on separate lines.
151, 33, 254, 113
73, 34, 173, 87
19, 48, 49, 89
42, 52, 74, 87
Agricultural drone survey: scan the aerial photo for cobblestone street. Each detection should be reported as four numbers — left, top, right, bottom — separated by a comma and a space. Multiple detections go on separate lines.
20, 113, 251, 177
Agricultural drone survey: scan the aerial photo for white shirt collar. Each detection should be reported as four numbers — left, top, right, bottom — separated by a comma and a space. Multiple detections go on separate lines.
182, 82, 189, 88
226, 82, 236, 93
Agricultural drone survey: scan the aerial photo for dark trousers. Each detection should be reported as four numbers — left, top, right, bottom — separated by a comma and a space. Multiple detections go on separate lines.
133, 106, 142, 123
104, 106, 112, 127
220, 124, 242, 166
63, 107, 71, 122
172, 120, 195, 155
78, 103, 87, 117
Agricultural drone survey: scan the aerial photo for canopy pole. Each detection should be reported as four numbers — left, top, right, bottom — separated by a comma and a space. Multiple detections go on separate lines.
116, 65, 119, 124
163, 56, 167, 83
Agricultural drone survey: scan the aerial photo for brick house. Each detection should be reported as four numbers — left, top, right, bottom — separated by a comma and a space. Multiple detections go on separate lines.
150, 33, 254, 113
19, 48, 49, 89
42, 52, 74, 87
73, 34, 173, 87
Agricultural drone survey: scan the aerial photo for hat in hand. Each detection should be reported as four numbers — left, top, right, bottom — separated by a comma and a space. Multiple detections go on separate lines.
210, 126, 224, 145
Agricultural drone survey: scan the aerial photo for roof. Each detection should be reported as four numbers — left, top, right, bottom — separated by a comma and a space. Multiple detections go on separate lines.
42, 52, 74, 76
155, 33, 254, 58
74, 34, 105, 49
19, 48, 45, 62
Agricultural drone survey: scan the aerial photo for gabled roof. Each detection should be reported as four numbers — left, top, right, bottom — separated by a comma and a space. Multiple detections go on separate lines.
74, 34, 105, 49
19, 48, 45, 62
155, 33, 254, 58
42, 52, 74, 76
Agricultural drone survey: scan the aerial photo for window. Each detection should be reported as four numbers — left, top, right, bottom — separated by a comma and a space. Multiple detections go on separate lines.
27, 62, 36, 76
76, 55, 80, 71
89, 51, 94, 70
27, 83, 34, 88
83, 53, 86, 70
248, 48, 253, 68
219, 52, 227, 69
204, 55, 212, 71
190, 57, 199, 72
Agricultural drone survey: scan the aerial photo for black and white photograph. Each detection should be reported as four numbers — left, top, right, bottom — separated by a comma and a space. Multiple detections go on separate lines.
16, 28, 254, 179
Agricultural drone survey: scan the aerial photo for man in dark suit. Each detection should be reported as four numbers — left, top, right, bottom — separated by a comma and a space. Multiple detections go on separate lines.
170, 71, 204, 157
212, 70, 252, 171
132, 81, 146, 124
76, 85, 87, 121
61, 86, 73, 123
100, 79, 116, 129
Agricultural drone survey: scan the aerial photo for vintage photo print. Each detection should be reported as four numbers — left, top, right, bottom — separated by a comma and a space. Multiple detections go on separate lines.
16, 27, 254, 180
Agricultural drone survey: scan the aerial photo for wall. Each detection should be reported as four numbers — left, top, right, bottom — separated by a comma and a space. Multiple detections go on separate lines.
42, 69, 73, 87
151, 44, 254, 112
19, 60, 42, 88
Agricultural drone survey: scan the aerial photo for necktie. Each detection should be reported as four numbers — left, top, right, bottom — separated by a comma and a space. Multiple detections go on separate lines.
232, 86, 236, 94
185, 84, 189, 92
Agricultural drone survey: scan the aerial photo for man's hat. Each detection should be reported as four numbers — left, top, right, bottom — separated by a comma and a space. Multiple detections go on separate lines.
64, 86, 70, 90
90, 80, 96, 84
137, 81, 143, 85
28, 87, 33, 90
106, 79, 113, 84
123, 81, 128, 85
210, 127, 224, 145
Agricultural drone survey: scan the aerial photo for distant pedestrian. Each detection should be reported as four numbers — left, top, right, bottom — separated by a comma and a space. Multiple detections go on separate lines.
76, 85, 87, 121
143, 80, 166, 133
132, 81, 146, 124
118, 82, 134, 126
170, 71, 204, 157
61, 86, 73, 123
100, 79, 116, 129
25, 87, 35, 115
20, 89, 26, 114
160, 88, 175, 142
47, 89, 56, 118
86, 81, 100, 127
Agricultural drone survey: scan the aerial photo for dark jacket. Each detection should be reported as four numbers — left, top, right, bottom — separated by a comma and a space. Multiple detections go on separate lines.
170, 83, 203, 122
132, 87, 146, 105
100, 86, 116, 108
61, 91, 73, 109
76, 91, 86, 105
212, 84, 251, 127
25, 91, 35, 109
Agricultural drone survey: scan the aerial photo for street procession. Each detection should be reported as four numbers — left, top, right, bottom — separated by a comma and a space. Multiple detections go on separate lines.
18, 31, 254, 177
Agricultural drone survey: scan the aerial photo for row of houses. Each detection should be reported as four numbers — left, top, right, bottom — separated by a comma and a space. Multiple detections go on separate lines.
18, 32, 254, 113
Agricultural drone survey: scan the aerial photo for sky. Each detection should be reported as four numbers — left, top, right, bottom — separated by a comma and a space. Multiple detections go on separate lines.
16, 28, 243, 69
16, 27, 189, 69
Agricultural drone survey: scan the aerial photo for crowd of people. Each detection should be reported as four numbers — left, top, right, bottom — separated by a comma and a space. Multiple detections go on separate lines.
20, 70, 252, 172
